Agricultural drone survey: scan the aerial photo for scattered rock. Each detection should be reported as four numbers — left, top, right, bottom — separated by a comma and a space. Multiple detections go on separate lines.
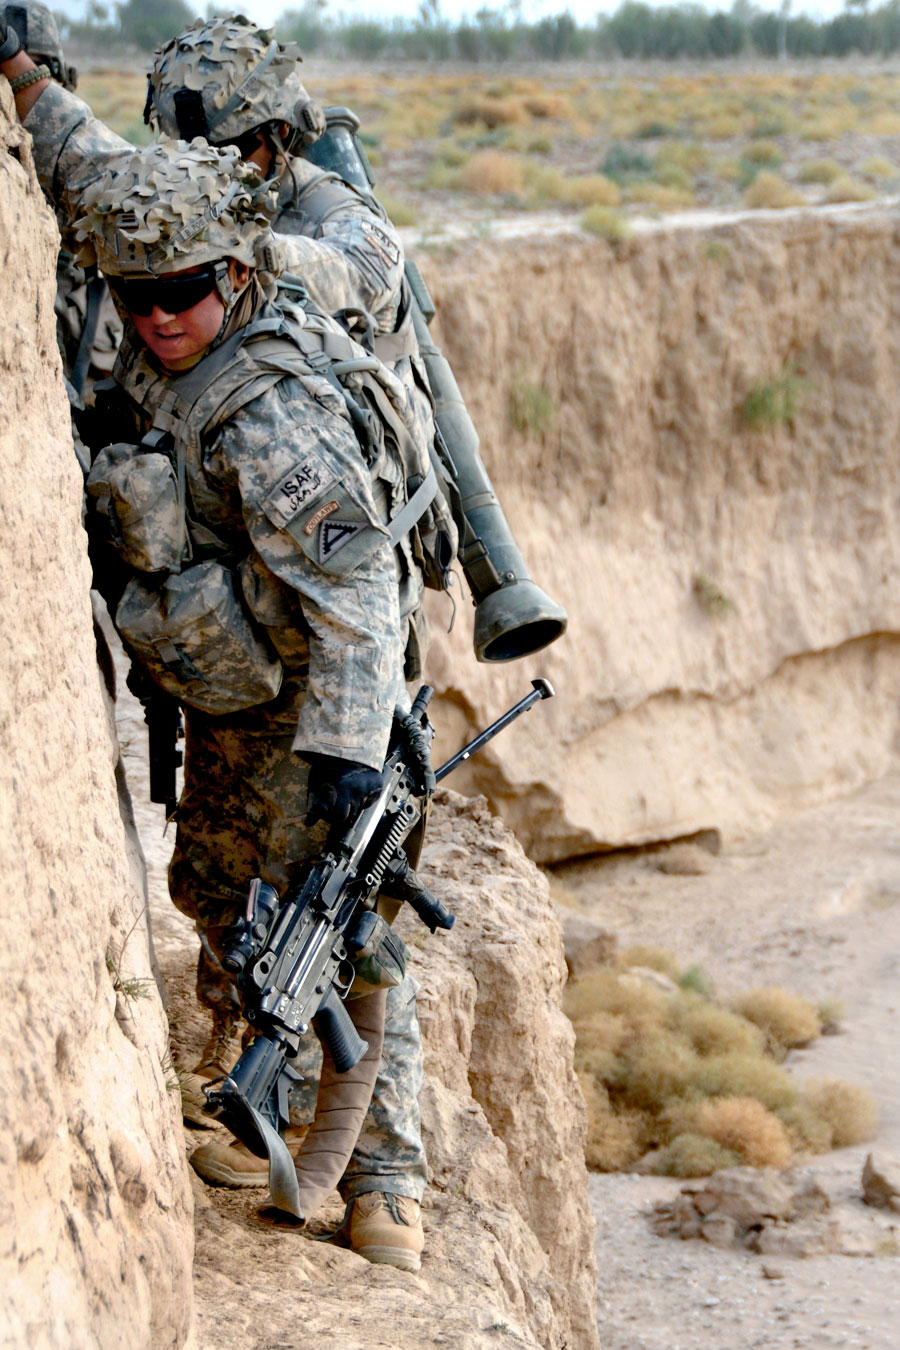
618, 966, 680, 995
862, 1152, 900, 1211
553, 907, 618, 976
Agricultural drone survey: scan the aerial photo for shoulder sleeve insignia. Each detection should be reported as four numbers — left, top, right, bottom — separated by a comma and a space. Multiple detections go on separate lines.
319, 518, 366, 563
262, 460, 338, 530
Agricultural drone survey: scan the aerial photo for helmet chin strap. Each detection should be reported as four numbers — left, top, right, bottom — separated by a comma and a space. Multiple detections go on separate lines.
267, 123, 299, 203
211, 258, 234, 305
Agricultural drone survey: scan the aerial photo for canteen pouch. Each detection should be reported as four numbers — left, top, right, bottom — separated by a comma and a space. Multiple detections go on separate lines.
86, 443, 184, 573
115, 560, 284, 714
347, 909, 409, 996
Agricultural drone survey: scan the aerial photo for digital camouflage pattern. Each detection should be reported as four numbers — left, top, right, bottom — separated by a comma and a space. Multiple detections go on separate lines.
4, 0, 75, 88
72, 143, 431, 1201
146, 17, 322, 150
73, 138, 280, 280
24, 72, 405, 333
170, 690, 426, 1201
108, 335, 408, 763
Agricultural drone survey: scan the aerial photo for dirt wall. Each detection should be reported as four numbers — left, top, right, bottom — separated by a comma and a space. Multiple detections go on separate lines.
0, 85, 193, 1348
419, 209, 900, 862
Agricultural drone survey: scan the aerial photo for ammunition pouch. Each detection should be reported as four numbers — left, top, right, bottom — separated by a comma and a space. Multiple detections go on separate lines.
86, 441, 183, 574
116, 561, 284, 714
347, 909, 409, 997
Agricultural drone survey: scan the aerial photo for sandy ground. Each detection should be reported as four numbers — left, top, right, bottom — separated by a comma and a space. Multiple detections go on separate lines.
110, 628, 900, 1348
559, 774, 900, 1350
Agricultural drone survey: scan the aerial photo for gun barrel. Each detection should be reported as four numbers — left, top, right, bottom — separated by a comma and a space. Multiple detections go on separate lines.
435, 678, 555, 783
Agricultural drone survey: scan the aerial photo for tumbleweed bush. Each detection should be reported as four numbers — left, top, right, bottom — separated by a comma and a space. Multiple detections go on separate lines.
566, 952, 874, 1176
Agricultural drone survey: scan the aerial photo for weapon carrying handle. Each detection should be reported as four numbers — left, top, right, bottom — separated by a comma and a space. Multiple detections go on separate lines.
313, 986, 368, 1074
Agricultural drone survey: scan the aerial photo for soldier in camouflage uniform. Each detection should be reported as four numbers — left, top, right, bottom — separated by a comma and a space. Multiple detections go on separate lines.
76, 138, 433, 1267
1, 0, 122, 398
2, 15, 438, 1253
13, 14, 415, 395
0, 20, 441, 1209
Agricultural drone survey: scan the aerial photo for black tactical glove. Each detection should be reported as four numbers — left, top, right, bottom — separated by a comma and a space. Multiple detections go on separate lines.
392, 704, 436, 797
0, 19, 22, 62
306, 755, 384, 833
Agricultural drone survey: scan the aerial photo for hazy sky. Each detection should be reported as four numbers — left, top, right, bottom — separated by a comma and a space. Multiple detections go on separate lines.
54, 0, 855, 33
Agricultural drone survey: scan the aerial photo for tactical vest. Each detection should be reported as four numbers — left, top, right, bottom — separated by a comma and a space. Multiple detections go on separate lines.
87, 299, 456, 713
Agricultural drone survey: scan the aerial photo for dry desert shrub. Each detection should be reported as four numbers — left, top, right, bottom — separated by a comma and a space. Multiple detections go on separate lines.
824, 175, 877, 204
777, 1100, 835, 1154
866, 111, 900, 135
743, 172, 805, 210
564, 966, 666, 1028
452, 97, 527, 129
580, 207, 631, 241
507, 376, 556, 439
731, 987, 821, 1054
620, 1033, 702, 1109
803, 1079, 878, 1147
797, 157, 843, 184
694, 1096, 792, 1168
743, 139, 783, 166
691, 1051, 797, 1111
657, 1133, 742, 1177
558, 174, 621, 208
568, 955, 876, 1178
626, 182, 695, 212
619, 945, 682, 980
666, 996, 765, 1058
455, 151, 526, 196
578, 1075, 650, 1171
378, 193, 418, 227
653, 141, 710, 176
860, 155, 897, 180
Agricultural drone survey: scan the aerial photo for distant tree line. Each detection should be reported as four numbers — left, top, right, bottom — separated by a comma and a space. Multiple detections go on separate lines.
58, 0, 900, 60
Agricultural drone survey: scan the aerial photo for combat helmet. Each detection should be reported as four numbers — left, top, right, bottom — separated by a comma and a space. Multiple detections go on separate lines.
144, 15, 324, 160
73, 139, 283, 305
4, 0, 76, 88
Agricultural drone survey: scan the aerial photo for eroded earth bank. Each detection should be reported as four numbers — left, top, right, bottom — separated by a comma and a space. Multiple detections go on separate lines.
5, 74, 900, 1348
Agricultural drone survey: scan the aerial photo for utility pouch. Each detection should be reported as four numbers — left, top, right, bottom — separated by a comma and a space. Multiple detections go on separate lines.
86, 442, 184, 573
346, 909, 409, 996
115, 560, 284, 714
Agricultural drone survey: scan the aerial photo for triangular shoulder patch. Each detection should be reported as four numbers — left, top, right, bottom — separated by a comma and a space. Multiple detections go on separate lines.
319, 519, 366, 563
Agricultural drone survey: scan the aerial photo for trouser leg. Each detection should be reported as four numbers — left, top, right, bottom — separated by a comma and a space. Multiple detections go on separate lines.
172, 695, 428, 1200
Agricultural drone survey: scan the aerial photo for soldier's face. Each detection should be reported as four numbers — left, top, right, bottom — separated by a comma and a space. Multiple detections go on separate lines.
128, 260, 250, 371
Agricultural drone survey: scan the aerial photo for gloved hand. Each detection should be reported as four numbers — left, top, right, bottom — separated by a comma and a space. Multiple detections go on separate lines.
306, 755, 384, 833
0, 19, 23, 63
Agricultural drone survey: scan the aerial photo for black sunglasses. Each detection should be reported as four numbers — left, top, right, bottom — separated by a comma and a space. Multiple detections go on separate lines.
109, 265, 221, 318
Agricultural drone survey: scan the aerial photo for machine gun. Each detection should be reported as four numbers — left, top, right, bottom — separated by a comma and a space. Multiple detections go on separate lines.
203, 678, 554, 1215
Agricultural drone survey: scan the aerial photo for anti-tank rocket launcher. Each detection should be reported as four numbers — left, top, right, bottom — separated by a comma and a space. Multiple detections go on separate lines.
203, 679, 555, 1218
302, 108, 568, 664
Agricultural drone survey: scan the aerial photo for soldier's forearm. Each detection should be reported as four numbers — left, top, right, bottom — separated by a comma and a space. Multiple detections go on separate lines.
1, 51, 50, 119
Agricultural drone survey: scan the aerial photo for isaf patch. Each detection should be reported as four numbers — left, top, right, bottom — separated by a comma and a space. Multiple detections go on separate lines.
359, 218, 402, 269
319, 518, 366, 563
263, 461, 337, 529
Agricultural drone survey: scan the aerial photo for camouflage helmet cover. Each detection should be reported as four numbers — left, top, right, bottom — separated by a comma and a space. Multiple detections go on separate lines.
146, 15, 323, 148
4, 0, 76, 87
73, 139, 283, 285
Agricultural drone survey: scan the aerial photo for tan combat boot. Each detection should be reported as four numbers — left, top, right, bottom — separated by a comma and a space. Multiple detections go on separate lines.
179, 1020, 245, 1129
348, 1192, 424, 1271
190, 1125, 309, 1187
